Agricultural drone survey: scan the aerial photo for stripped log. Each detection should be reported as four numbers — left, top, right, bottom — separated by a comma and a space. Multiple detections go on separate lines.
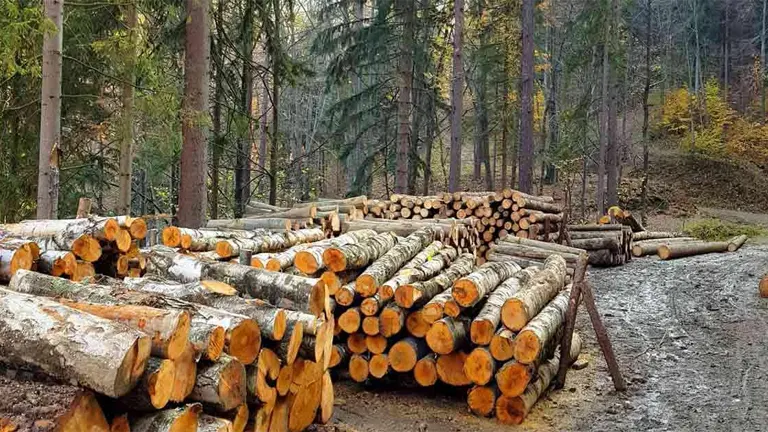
501, 255, 567, 331
657, 241, 729, 260
0, 288, 150, 398
728, 234, 748, 252
631, 238, 700, 257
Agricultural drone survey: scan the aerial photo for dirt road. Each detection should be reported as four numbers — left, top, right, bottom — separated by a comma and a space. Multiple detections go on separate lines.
317, 245, 768, 432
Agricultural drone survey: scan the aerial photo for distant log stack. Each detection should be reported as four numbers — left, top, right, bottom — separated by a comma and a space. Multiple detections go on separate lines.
361, 190, 564, 257
564, 224, 632, 267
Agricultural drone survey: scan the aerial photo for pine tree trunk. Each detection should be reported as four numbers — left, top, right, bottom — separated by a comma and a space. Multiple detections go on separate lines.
0, 288, 151, 398
235, 0, 254, 218
37, 0, 63, 219
179, 0, 210, 228
448, 0, 464, 192
117, 3, 137, 215
518, 0, 535, 193
606, 0, 620, 208
394, 0, 414, 194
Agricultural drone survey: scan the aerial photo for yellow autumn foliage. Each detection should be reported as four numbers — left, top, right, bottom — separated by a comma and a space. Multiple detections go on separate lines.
656, 79, 768, 166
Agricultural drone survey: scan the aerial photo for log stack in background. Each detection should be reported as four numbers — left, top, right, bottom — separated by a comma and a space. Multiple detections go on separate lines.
363, 190, 564, 260
564, 224, 632, 267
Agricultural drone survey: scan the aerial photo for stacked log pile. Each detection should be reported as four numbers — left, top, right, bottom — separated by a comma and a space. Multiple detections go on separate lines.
564, 224, 632, 267
0, 261, 335, 432
0, 216, 148, 282
363, 190, 563, 257
320, 223, 585, 424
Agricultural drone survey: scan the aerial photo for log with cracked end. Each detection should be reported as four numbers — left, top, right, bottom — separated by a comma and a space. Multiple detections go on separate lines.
495, 333, 582, 424
452, 261, 522, 308
501, 255, 567, 331
395, 253, 475, 309
245, 366, 277, 407
323, 232, 400, 273
0, 375, 110, 432
514, 287, 571, 364
355, 227, 442, 297
189, 354, 247, 412
0, 288, 151, 398
471, 267, 541, 345
405, 310, 431, 337
130, 403, 202, 432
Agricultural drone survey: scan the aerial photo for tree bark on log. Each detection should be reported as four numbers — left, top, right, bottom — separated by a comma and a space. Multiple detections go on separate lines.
377, 242, 452, 300
471, 267, 540, 345
190, 355, 247, 412
0, 288, 150, 398
215, 229, 325, 258
658, 241, 729, 260
501, 255, 567, 331
0, 375, 109, 432
342, 219, 460, 239
514, 287, 571, 364
37, 250, 76, 277
452, 261, 522, 307
0, 244, 33, 282
293, 229, 377, 274
631, 238, 699, 257
130, 403, 202, 432
490, 243, 579, 263
396, 253, 475, 309
495, 334, 582, 424
206, 218, 292, 231
568, 237, 620, 251
498, 236, 583, 255
632, 230, 685, 241
323, 232, 399, 273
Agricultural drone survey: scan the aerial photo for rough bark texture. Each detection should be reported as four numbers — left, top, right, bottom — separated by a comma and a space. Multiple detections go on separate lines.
514, 287, 571, 364
397, 253, 475, 309
356, 227, 441, 297
471, 267, 540, 345
448, 0, 464, 192
501, 255, 567, 331
0, 288, 150, 398
728, 234, 748, 252
206, 218, 292, 231
323, 232, 399, 273
378, 241, 448, 300
37, 0, 63, 219
190, 355, 246, 412
178, 0, 210, 228
518, 0, 535, 193
452, 261, 522, 307
130, 404, 202, 432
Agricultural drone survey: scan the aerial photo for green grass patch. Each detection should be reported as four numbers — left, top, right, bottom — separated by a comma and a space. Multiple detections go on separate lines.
683, 218, 768, 241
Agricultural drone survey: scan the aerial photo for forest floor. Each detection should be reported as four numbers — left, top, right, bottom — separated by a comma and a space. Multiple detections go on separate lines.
313, 244, 768, 432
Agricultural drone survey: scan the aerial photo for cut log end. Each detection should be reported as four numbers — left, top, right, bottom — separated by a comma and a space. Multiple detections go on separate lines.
294, 251, 320, 274
72, 235, 102, 262
467, 385, 498, 417
436, 351, 471, 386
760, 275, 768, 298
116, 336, 152, 397
323, 248, 347, 272
513, 330, 541, 364
495, 395, 527, 425
369, 354, 389, 378
425, 321, 455, 355
489, 329, 516, 362
501, 299, 528, 331
470, 320, 495, 346
414, 356, 438, 387
464, 348, 495, 385
389, 340, 417, 372
452, 279, 480, 308
349, 354, 369, 382
394, 284, 416, 308
284, 322, 304, 364
355, 274, 377, 297
58, 391, 110, 432
405, 311, 430, 338
346, 333, 367, 354
365, 334, 388, 355
116, 229, 132, 253
162, 226, 181, 247
147, 358, 176, 409
228, 320, 261, 365
361, 316, 379, 336
378, 284, 395, 301
215, 241, 233, 259
338, 308, 361, 334
496, 361, 531, 398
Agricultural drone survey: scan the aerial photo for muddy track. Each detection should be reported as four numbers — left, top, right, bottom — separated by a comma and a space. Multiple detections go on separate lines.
315, 246, 768, 432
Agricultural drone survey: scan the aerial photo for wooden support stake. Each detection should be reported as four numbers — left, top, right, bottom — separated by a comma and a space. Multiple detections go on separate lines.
555, 253, 587, 389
